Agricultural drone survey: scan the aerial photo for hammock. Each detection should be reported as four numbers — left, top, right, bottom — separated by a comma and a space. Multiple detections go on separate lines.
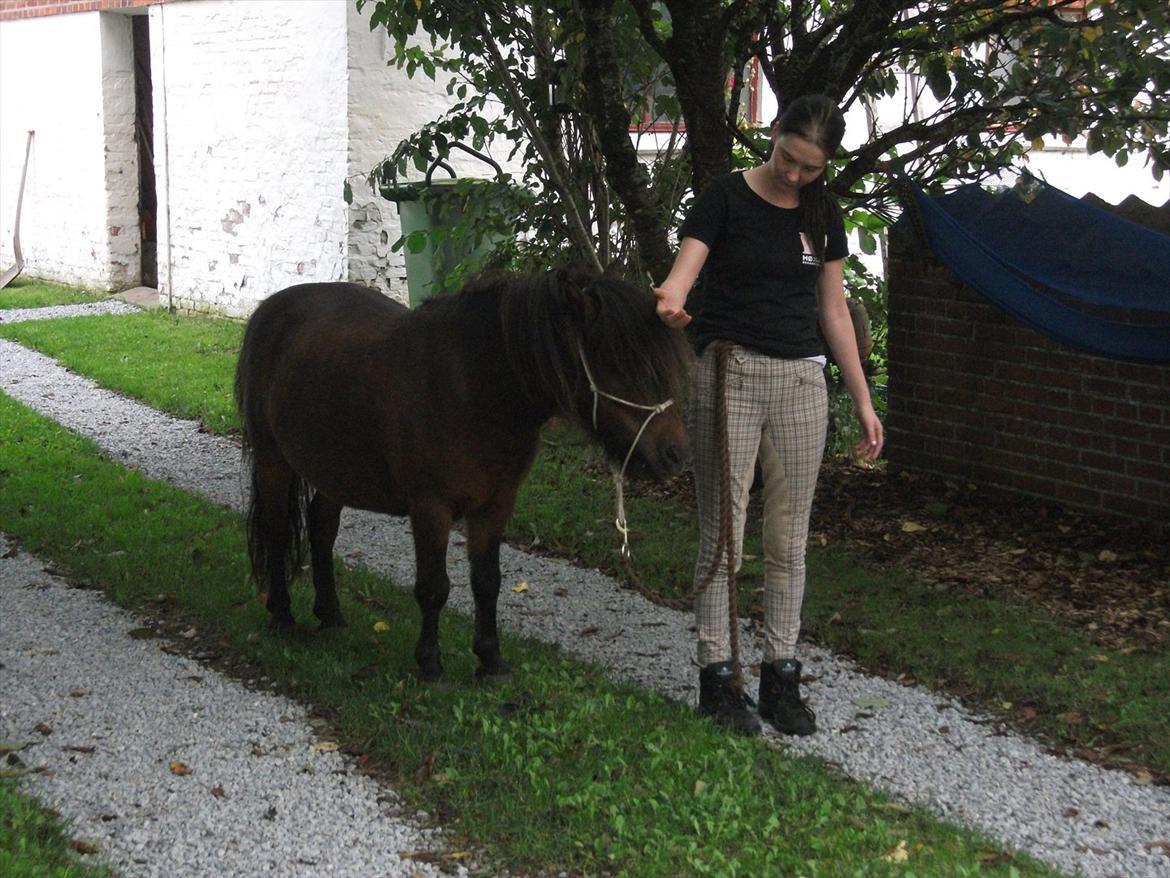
897, 177, 1170, 364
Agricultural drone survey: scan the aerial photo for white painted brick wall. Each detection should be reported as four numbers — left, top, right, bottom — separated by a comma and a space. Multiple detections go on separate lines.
151, 0, 350, 317
100, 13, 141, 290
0, 1, 516, 314
0, 12, 139, 290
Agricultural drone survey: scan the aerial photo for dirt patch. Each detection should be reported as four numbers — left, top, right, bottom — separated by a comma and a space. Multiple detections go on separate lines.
810, 459, 1170, 653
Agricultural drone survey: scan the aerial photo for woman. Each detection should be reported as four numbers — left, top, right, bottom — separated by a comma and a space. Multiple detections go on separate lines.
654, 94, 883, 736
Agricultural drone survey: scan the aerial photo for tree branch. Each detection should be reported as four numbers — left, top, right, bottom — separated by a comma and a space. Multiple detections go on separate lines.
471, 8, 603, 272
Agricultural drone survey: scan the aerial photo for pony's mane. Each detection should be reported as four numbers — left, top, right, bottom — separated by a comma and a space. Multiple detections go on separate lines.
460, 267, 690, 424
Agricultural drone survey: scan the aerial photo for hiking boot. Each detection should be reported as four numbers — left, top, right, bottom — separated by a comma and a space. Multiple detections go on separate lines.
758, 658, 816, 736
698, 661, 762, 736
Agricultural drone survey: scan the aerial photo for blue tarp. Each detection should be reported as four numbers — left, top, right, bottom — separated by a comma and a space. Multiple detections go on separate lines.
899, 178, 1170, 364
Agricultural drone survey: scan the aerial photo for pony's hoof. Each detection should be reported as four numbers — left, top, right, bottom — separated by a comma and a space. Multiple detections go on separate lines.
268, 615, 296, 635
317, 617, 348, 634
416, 665, 447, 685
475, 661, 511, 683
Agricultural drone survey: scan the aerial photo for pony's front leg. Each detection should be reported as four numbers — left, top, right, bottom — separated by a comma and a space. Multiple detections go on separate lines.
410, 505, 453, 682
466, 508, 512, 679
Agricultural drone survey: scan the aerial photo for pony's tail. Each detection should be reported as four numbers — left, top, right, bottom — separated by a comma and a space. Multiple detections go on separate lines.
239, 445, 312, 594
235, 333, 311, 594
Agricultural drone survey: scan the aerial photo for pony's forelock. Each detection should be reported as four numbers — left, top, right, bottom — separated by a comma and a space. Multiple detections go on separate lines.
488, 267, 690, 425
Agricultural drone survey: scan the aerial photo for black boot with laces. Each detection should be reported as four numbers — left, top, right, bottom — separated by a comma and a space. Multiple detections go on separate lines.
758, 658, 816, 736
698, 661, 762, 736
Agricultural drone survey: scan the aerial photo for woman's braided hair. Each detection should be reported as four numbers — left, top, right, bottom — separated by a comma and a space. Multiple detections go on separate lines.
774, 94, 846, 266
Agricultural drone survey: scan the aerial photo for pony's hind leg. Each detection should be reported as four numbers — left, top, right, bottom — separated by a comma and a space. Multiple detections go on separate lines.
307, 492, 347, 630
409, 504, 453, 682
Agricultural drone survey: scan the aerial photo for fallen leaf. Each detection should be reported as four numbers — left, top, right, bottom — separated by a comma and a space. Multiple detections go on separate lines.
511, 581, 529, 593
70, 840, 99, 855
180, 627, 197, 639
414, 749, 438, 784
1144, 840, 1170, 856
881, 840, 910, 863
1098, 549, 1117, 562
350, 662, 381, 680
373, 621, 391, 633
1063, 807, 1079, 818
693, 779, 708, 796
313, 741, 340, 753
978, 850, 1014, 865
900, 520, 927, 533
210, 785, 226, 799
1134, 769, 1154, 786
169, 761, 193, 776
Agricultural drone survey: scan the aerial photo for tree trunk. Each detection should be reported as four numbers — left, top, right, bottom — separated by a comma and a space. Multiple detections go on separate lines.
577, 0, 675, 282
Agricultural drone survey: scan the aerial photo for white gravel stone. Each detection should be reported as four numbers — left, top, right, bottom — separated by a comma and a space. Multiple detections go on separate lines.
2, 315, 1170, 878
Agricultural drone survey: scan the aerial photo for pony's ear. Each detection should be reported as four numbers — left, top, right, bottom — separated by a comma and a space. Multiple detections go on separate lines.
559, 268, 601, 327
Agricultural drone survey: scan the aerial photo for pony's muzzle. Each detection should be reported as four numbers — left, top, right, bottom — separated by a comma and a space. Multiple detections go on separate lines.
628, 425, 689, 481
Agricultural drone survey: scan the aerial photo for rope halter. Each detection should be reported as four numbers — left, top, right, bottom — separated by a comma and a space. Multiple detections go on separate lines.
577, 346, 675, 560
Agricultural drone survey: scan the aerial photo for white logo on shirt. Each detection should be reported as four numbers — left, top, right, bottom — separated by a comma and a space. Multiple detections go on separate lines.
800, 232, 822, 267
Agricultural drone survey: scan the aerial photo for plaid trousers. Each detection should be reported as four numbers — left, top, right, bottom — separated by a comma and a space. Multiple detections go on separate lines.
688, 344, 828, 666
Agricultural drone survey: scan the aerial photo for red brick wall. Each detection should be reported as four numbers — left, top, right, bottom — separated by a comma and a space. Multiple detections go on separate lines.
887, 230, 1170, 530
0, 0, 172, 20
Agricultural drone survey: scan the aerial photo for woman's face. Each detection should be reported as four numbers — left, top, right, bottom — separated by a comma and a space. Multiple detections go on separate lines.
768, 130, 829, 193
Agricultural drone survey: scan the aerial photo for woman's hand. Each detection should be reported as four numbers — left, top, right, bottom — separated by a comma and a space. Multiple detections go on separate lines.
653, 237, 708, 330
853, 403, 885, 462
653, 284, 692, 329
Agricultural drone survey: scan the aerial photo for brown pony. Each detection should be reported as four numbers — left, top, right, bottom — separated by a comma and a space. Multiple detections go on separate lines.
234, 267, 690, 681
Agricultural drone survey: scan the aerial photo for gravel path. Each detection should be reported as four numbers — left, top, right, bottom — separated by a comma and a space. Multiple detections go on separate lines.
0, 301, 139, 324
0, 535, 466, 878
2, 303, 1169, 878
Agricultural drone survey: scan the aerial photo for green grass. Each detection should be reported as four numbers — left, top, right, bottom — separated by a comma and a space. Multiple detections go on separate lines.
0, 779, 113, 878
0, 312, 241, 433
2, 309, 1167, 780
0, 392, 1062, 877
0, 278, 103, 310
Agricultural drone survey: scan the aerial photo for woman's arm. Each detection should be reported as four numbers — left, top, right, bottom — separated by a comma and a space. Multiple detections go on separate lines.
818, 258, 885, 460
652, 237, 710, 329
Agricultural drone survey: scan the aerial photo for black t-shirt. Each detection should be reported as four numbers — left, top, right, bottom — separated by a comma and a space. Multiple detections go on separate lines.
679, 171, 848, 358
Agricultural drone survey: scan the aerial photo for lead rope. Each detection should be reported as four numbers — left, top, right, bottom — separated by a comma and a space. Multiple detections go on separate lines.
587, 341, 745, 696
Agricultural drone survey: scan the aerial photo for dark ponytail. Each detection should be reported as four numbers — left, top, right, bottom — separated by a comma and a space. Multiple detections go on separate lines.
774, 95, 845, 266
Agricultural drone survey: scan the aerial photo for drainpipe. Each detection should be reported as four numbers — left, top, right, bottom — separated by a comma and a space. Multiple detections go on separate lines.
154, 3, 174, 312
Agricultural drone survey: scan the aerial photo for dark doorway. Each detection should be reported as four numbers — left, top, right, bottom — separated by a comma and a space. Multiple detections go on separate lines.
132, 15, 157, 288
